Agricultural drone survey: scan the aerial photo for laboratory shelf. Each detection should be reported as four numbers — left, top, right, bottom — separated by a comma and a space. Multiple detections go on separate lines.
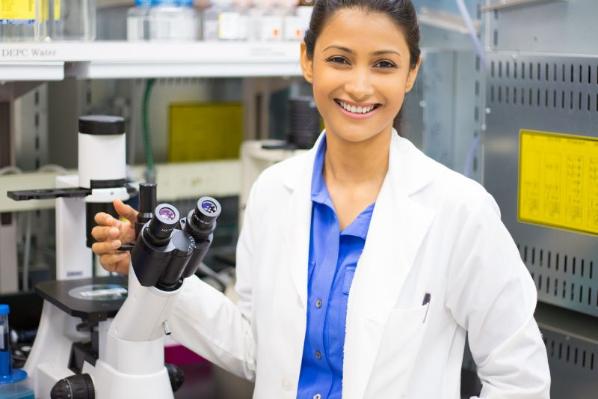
0, 41, 302, 81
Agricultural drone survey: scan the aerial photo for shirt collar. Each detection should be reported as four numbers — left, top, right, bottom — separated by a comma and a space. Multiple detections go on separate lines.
310, 134, 375, 240
310, 134, 332, 207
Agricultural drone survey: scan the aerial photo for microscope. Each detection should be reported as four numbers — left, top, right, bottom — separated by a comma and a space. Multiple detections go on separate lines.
8, 115, 222, 398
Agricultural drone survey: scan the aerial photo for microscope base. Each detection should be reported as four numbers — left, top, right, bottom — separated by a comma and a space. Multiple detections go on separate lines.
87, 359, 173, 399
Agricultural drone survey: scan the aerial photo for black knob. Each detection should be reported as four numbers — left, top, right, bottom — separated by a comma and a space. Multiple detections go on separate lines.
166, 363, 185, 392
51, 374, 95, 399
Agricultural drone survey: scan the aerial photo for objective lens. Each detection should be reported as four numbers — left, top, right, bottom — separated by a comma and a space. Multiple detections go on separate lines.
146, 204, 180, 246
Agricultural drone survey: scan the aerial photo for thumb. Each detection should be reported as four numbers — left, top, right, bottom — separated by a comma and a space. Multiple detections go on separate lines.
114, 199, 139, 223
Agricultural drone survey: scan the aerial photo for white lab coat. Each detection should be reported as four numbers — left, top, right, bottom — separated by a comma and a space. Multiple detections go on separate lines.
168, 132, 551, 399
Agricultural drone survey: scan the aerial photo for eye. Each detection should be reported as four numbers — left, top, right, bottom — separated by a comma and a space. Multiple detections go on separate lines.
326, 56, 350, 65
374, 59, 397, 69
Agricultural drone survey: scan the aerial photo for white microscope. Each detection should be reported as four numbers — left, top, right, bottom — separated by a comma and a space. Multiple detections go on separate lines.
8, 115, 222, 399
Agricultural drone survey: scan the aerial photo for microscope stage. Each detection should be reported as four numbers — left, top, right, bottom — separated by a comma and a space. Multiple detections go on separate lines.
36, 276, 127, 322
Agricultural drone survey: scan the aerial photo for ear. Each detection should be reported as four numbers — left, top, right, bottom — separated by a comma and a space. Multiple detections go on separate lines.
300, 42, 314, 84
405, 56, 422, 93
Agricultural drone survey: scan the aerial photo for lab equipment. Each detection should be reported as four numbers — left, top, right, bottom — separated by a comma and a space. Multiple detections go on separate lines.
149, 0, 199, 41
287, 97, 320, 149
49, 188, 222, 399
7, 114, 222, 398
481, 2, 598, 397
127, 0, 154, 41
259, 0, 284, 41
9, 115, 129, 277
203, 0, 236, 41
50, 0, 96, 40
0, 305, 35, 399
0, 0, 40, 41
283, 1, 312, 41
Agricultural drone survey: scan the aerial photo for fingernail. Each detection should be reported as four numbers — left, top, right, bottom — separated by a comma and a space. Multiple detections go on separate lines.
112, 240, 121, 249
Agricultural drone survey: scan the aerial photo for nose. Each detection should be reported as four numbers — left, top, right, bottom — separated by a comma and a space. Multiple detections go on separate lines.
344, 67, 374, 101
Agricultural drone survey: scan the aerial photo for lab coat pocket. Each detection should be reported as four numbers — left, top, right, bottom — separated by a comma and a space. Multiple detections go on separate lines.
364, 304, 428, 398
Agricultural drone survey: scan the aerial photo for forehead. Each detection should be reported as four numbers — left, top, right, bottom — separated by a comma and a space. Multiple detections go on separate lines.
316, 7, 409, 53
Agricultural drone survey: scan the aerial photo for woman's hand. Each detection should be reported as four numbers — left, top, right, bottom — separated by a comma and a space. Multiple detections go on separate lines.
91, 199, 139, 275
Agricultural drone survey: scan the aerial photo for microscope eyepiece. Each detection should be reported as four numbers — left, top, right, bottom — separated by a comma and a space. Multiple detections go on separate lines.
185, 197, 221, 243
146, 204, 180, 246
192, 197, 222, 225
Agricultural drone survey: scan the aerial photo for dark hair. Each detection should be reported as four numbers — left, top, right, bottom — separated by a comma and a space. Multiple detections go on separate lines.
304, 0, 421, 69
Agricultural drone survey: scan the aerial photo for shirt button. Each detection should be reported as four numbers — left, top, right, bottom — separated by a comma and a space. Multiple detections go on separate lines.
313, 394, 322, 399
315, 350, 322, 360
315, 298, 322, 308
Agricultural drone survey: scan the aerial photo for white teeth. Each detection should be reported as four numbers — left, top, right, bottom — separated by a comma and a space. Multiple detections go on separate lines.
339, 100, 375, 114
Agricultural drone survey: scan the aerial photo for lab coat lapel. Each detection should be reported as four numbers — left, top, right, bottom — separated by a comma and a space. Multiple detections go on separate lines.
281, 135, 324, 309
343, 134, 435, 399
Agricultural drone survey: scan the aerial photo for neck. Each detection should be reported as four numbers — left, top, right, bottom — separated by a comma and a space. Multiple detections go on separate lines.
323, 127, 392, 187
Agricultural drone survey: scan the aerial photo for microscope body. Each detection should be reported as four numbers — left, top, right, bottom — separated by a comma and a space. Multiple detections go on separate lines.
7, 115, 222, 398
50, 194, 222, 399
86, 268, 181, 399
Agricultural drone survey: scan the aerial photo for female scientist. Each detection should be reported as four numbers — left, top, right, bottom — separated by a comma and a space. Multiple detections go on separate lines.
91, 0, 551, 397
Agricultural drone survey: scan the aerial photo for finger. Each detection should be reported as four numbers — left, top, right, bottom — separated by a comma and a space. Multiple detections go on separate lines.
91, 240, 122, 256
114, 199, 139, 223
94, 212, 122, 228
91, 225, 121, 242
100, 253, 130, 273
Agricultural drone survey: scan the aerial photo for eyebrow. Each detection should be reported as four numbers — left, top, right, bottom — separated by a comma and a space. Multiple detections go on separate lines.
322, 45, 402, 57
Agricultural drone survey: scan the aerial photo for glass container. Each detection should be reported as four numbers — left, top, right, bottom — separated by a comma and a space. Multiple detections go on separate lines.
51, 0, 96, 40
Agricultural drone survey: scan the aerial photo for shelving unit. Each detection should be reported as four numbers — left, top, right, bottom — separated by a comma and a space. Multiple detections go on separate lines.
0, 41, 302, 80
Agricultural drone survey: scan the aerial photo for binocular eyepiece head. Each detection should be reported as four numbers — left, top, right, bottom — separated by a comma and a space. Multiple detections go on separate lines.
146, 203, 180, 246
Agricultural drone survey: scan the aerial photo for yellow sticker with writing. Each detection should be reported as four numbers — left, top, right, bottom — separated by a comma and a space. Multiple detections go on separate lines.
519, 129, 598, 235
0, 0, 36, 20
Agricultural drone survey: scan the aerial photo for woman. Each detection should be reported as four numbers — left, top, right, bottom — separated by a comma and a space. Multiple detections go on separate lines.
92, 0, 551, 397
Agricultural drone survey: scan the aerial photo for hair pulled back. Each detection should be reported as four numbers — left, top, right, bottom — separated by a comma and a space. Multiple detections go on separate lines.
304, 0, 421, 69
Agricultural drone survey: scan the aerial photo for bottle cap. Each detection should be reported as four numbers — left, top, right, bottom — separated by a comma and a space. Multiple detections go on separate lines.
0, 304, 8, 316
79, 115, 126, 136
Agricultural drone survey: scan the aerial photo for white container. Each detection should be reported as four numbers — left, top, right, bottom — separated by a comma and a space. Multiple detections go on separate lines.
284, 4, 311, 41
259, 0, 284, 41
202, 0, 236, 41
149, 0, 199, 41
127, 0, 154, 41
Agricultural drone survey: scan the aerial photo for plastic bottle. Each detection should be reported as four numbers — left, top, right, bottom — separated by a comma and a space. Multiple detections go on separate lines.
232, 0, 250, 41
0, 305, 35, 399
0, 0, 40, 41
127, 0, 154, 41
287, 0, 312, 41
246, 0, 263, 41
202, 0, 219, 41
149, 0, 199, 41
260, 0, 284, 41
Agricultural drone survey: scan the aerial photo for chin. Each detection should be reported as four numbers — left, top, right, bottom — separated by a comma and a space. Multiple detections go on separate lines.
326, 122, 392, 144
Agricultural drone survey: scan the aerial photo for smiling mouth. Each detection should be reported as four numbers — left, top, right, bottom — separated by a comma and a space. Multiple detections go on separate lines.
334, 99, 381, 115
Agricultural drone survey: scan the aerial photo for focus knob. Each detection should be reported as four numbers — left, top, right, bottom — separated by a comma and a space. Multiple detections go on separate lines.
51, 374, 95, 399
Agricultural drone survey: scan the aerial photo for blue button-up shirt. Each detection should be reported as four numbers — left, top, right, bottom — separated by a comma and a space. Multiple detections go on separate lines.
297, 136, 375, 399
